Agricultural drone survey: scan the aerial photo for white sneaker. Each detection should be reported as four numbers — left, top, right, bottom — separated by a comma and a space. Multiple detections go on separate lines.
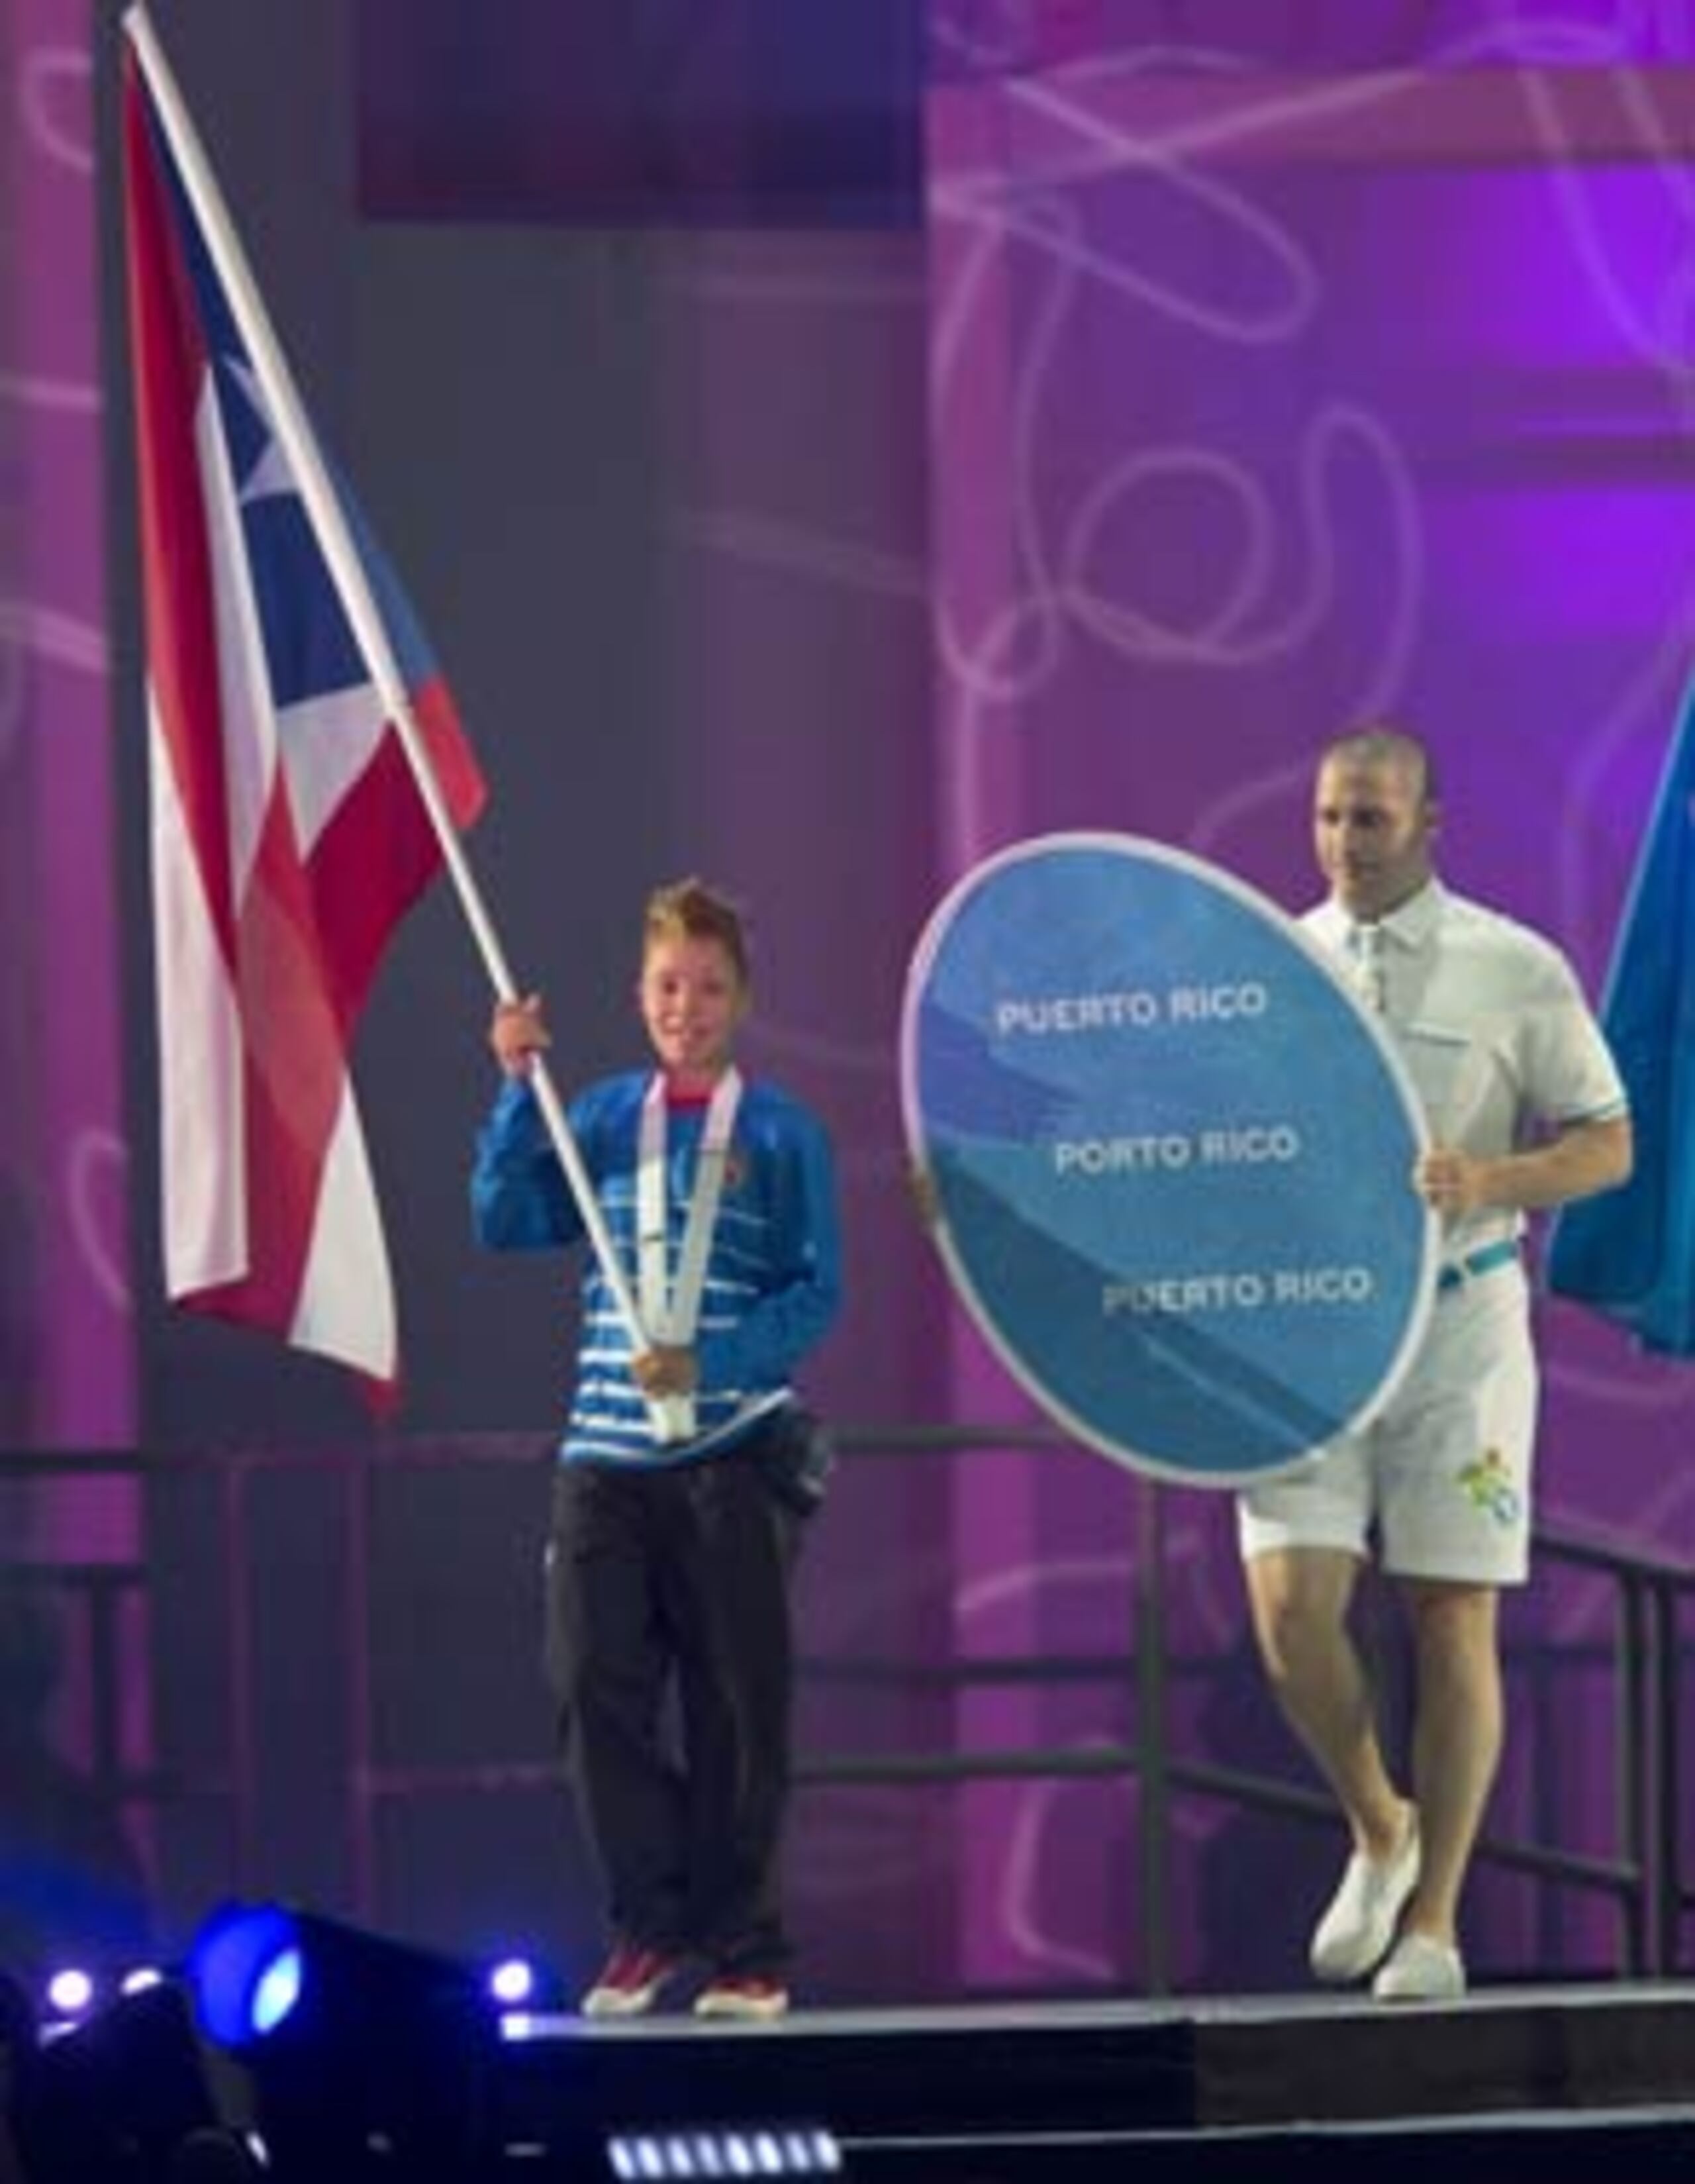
1308, 1811, 1421, 1983
1371, 1930, 1466, 2003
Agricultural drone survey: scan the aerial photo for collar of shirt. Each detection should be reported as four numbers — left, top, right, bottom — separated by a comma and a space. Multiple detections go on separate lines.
1310, 876, 1446, 957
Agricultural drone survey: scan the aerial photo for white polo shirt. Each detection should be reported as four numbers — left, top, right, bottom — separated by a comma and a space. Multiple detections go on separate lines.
1303, 880, 1627, 1264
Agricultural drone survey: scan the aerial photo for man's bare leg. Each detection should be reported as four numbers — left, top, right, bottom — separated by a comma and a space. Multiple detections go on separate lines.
1396, 1577, 1501, 1944
1245, 1545, 1412, 1856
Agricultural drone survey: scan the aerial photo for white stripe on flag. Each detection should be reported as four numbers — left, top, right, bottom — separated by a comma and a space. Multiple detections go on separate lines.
290, 1076, 397, 1379
148, 691, 248, 1297
277, 681, 391, 856
196, 375, 275, 903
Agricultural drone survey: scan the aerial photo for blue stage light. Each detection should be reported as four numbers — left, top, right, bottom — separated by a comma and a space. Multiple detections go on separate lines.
250, 1943, 303, 2034
188, 1900, 305, 2047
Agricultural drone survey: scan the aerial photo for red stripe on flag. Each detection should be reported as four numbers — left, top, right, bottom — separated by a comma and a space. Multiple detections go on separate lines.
122, 52, 236, 971
307, 679, 487, 1032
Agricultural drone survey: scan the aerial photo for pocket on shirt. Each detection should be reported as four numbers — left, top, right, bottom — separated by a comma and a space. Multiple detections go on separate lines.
1398, 1022, 1496, 1142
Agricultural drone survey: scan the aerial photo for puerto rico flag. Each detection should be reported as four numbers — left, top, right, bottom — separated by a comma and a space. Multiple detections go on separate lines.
121, 23, 486, 1395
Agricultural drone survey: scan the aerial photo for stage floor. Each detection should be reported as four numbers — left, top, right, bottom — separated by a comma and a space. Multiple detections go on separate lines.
489, 1982, 1695, 2180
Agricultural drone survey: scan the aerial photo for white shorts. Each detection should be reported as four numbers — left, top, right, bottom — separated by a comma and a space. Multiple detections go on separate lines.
1236, 1262, 1536, 1586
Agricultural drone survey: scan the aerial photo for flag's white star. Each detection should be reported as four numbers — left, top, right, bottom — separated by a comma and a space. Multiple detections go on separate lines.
222, 354, 295, 503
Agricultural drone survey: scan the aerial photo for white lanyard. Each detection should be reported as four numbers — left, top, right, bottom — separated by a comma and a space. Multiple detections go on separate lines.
636, 1067, 742, 1437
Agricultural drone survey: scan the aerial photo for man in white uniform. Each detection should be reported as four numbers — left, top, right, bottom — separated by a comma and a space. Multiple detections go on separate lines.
1237, 728, 1632, 2001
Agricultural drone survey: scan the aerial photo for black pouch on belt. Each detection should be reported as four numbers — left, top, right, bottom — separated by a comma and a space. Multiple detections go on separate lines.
754, 1405, 836, 1517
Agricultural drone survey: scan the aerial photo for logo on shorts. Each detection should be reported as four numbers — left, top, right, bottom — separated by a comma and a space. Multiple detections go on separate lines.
1457, 1447, 1521, 1528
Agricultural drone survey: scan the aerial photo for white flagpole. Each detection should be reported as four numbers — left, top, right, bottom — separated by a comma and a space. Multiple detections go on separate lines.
122, 5, 667, 1390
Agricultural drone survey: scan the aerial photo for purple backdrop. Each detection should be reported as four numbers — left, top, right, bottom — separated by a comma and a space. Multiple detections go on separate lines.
2, 0, 135, 1548
926, 20, 1695, 1985
3, 0, 133, 1461
0, 0, 144, 1965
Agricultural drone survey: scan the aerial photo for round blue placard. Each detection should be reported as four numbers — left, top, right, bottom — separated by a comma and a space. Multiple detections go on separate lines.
901, 834, 1437, 1485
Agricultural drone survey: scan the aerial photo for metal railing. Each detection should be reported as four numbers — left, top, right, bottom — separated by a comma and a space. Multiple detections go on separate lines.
0, 1429, 1688, 1987
794, 1428, 1695, 1987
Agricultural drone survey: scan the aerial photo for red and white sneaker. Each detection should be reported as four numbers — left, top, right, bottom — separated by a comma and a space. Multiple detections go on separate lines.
581, 1944, 684, 2019
692, 1973, 790, 2022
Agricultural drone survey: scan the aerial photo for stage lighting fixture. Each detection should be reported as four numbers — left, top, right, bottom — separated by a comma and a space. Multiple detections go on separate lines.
11, 1974, 262, 2183
0, 1970, 36, 2179
605, 2125, 846, 2179
185, 1901, 500, 2177
487, 1956, 537, 2007
189, 1901, 301, 2048
41, 1969, 94, 2024
485, 1951, 569, 2017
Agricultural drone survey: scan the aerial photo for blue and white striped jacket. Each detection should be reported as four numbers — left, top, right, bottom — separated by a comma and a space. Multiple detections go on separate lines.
471, 1069, 842, 1467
